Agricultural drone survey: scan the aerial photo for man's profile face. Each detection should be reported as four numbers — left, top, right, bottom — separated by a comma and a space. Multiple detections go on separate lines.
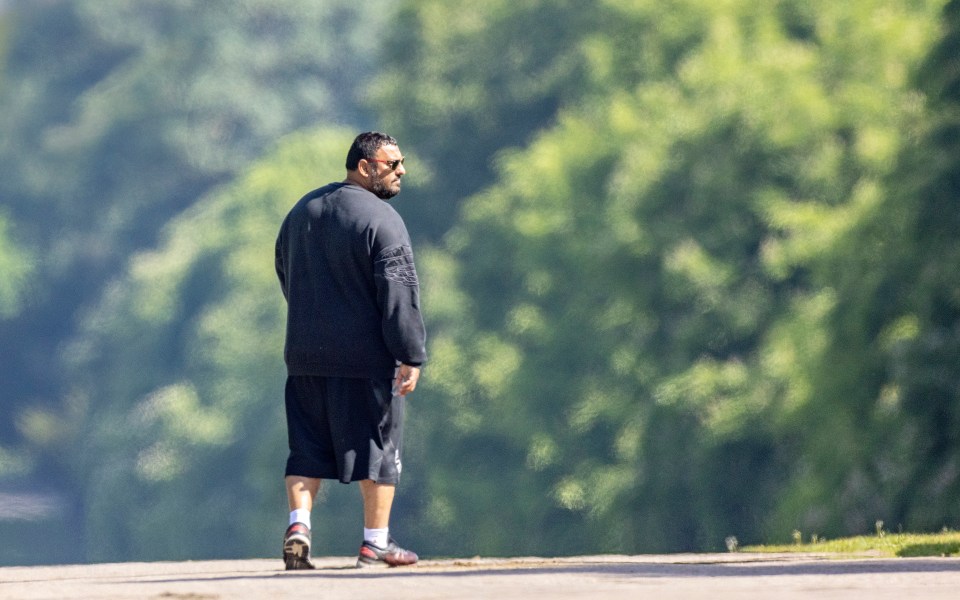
364, 144, 405, 200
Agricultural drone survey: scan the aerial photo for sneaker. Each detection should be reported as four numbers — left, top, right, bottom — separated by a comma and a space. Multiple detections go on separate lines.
356, 537, 419, 568
283, 523, 315, 570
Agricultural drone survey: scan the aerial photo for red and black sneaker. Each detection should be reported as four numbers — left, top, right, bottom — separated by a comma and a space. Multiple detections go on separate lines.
283, 523, 315, 570
356, 537, 419, 568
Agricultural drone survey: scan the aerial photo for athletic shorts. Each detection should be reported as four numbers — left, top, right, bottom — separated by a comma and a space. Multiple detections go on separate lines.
284, 374, 405, 484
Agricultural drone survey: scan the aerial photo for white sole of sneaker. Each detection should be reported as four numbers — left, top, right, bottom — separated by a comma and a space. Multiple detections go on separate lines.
356, 558, 392, 569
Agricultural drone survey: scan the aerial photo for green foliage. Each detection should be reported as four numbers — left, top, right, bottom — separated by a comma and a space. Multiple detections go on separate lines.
0, 13, 34, 323
744, 529, 960, 557
395, 0, 949, 555
0, 212, 32, 319
373, 0, 602, 238
0, 0, 392, 445
766, 0, 960, 539
2, 0, 958, 565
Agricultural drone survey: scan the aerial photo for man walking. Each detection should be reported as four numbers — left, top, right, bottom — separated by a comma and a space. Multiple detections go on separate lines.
275, 132, 426, 570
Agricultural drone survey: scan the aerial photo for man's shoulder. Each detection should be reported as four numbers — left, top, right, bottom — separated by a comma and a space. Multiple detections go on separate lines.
300, 182, 348, 203
338, 185, 404, 220
300, 183, 388, 208
292, 183, 404, 228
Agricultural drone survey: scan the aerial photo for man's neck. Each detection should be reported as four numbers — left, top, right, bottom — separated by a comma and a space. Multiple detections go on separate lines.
344, 171, 367, 189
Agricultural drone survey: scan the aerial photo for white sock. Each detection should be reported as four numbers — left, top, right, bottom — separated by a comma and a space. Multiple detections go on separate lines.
290, 509, 311, 529
364, 527, 389, 548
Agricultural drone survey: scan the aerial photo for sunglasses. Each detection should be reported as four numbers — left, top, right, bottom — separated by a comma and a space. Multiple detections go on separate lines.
366, 157, 405, 170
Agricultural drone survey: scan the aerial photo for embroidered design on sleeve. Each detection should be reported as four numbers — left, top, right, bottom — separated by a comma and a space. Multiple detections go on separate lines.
375, 245, 420, 287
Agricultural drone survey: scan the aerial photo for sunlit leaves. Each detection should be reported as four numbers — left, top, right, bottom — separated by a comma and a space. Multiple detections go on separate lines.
2, 0, 954, 563
0, 213, 31, 319
401, 0, 948, 555
132, 384, 232, 482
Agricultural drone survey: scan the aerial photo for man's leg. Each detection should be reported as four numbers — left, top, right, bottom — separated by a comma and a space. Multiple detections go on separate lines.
359, 479, 394, 529
356, 479, 417, 567
283, 476, 320, 570
287, 475, 321, 512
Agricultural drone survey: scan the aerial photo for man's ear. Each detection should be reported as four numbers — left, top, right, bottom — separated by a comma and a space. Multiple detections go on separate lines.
357, 158, 371, 178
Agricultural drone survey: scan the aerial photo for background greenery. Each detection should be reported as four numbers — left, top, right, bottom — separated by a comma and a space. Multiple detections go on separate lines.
0, 0, 957, 564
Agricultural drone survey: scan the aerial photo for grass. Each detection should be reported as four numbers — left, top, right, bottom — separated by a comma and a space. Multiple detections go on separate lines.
741, 529, 960, 558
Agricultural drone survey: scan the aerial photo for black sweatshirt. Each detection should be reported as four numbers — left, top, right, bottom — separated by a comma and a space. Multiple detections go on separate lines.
275, 182, 426, 379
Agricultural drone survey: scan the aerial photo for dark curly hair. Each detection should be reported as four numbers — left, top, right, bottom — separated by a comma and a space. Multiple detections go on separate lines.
345, 131, 399, 170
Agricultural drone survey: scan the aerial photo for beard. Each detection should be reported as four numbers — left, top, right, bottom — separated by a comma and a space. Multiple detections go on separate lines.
369, 176, 400, 200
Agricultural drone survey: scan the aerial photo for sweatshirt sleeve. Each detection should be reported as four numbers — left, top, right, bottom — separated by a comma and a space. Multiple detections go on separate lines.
275, 224, 289, 301
373, 240, 427, 366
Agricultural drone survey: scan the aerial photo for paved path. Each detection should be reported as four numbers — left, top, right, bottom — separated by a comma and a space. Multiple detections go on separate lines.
3, 553, 960, 599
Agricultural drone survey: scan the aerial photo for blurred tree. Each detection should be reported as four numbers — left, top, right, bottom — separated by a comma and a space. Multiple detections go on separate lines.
0, 211, 31, 321
372, 0, 600, 239
391, 0, 946, 555
0, 0, 395, 564
0, 0, 392, 444
3, 0, 952, 565
769, 0, 960, 538
893, 0, 960, 530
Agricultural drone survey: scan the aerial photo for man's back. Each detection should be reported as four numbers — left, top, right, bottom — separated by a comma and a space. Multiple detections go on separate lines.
276, 182, 425, 379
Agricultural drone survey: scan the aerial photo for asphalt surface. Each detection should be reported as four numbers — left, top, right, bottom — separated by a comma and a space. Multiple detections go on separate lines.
2, 553, 960, 599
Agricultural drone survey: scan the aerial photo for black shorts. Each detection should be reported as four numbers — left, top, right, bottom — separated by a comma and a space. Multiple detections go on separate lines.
284, 375, 404, 484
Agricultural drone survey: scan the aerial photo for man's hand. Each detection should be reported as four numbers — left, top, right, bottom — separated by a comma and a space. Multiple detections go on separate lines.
394, 364, 421, 396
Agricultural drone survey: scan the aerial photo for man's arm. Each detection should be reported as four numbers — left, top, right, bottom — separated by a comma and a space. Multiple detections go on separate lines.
275, 227, 288, 301
374, 243, 427, 366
